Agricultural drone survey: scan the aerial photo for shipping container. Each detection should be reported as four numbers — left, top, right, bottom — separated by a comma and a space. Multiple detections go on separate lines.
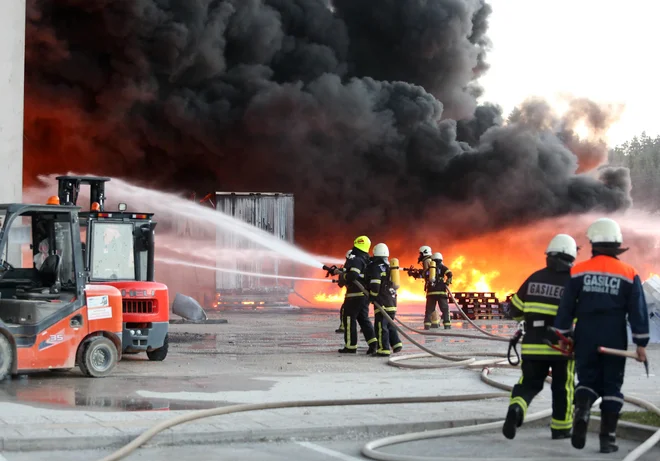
214, 192, 295, 308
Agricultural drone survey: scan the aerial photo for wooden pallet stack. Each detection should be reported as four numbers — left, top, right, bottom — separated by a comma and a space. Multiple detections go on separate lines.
450, 292, 505, 320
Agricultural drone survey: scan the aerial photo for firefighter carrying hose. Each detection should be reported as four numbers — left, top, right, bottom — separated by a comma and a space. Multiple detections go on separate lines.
366, 243, 403, 357
554, 218, 650, 453
502, 234, 578, 441
334, 236, 378, 355
410, 245, 440, 329
335, 249, 353, 334
428, 252, 453, 330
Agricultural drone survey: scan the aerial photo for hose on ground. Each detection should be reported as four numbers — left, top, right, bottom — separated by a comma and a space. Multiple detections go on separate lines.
96, 282, 658, 461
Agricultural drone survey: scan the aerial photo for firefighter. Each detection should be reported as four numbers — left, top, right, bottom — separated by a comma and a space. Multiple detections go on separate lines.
502, 234, 578, 441
335, 236, 378, 355
415, 245, 440, 330
428, 252, 453, 329
335, 249, 353, 334
554, 218, 649, 453
366, 243, 403, 357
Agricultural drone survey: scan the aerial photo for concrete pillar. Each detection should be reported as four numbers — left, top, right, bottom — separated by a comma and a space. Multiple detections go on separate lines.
0, 0, 25, 203
0, 0, 25, 265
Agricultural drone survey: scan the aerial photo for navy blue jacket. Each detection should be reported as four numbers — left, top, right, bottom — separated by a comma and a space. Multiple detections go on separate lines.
555, 255, 650, 352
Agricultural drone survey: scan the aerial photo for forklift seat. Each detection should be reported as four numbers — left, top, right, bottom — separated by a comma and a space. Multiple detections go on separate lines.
16, 254, 62, 299
39, 254, 62, 290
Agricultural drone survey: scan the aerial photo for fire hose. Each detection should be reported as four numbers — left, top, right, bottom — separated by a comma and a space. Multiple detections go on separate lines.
96, 280, 659, 461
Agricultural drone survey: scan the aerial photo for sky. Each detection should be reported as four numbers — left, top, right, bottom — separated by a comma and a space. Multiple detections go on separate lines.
479, 0, 659, 148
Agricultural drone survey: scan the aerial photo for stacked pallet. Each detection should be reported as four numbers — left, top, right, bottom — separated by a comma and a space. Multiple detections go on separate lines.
450, 292, 504, 320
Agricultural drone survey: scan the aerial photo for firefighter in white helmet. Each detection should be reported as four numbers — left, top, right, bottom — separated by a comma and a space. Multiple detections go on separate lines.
414, 245, 443, 329
503, 234, 578, 441
427, 252, 453, 329
335, 249, 353, 334
555, 218, 649, 453
366, 243, 403, 356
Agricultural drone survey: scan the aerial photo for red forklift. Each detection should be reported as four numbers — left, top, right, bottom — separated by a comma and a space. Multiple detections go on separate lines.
56, 176, 170, 361
0, 200, 123, 380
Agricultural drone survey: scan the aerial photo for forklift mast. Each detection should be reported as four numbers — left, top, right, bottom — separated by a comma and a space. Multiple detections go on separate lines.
56, 175, 111, 211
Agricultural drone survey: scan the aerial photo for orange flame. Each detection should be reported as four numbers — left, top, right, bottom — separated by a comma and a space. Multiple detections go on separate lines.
312, 255, 516, 305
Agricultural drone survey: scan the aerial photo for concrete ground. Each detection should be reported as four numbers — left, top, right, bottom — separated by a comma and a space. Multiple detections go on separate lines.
6, 429, 660, 461
0, 309, 658, 460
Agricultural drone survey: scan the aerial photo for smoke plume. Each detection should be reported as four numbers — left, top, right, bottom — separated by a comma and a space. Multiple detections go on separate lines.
24, 0, 630, 248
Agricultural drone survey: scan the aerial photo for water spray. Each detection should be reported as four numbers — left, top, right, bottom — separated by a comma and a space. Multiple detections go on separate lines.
32, 174, 345, 270
156, 257, 333, 283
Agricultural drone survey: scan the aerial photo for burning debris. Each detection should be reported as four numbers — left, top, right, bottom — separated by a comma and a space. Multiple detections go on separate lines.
24, 0, 631, 252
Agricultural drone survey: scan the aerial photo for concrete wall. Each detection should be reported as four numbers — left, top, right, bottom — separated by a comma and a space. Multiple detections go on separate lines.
0, 0, 25, 202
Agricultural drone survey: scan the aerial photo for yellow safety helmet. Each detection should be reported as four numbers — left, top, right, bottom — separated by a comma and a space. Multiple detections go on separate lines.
353, 235, 371, 253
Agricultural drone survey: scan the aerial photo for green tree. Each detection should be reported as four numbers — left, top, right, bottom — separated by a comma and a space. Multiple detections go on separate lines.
608, 132, 660, 210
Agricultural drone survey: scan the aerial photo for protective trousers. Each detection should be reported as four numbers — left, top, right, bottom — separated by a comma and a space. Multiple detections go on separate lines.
424, 295, 450, 327
509, 358, 576, 433
374, 309, 402, 355
338, 302, 345, 330
342, 296, 377, 350
575, 350, 626, 413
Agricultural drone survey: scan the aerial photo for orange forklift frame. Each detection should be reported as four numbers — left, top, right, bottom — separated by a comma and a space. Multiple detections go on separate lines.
56, 176, 169, 361
0, 202, 123, 380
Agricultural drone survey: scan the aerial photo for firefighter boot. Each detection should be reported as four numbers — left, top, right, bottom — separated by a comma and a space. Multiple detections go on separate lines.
502, 405, 524, 440
366, 343, 378, 355
551, 429, 571, 440
335, 327, 344, 334
571, 395, 593, 449
337, 348, 357, 354
599, 412, 619, 454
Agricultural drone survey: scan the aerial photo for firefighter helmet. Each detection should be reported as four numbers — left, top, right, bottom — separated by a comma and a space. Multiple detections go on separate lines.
432, 252, 443, 261
353, 235, 371, 253
373, 243, 389, 258
419, 246, 432, 257
546, 234, 577, 258
587, 218, 623, 244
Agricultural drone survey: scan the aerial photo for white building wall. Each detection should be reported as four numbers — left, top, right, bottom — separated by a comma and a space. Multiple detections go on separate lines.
0, 0, 25, 203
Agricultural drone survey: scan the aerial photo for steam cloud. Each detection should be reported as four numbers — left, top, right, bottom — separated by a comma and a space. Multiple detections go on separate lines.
24, 0, 631, 247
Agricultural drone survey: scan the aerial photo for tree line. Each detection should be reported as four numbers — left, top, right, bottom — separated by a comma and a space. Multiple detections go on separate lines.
608, 132, 660, 211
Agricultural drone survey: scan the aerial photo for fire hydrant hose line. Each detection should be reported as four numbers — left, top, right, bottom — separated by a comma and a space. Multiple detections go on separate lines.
96, 283, 659, 461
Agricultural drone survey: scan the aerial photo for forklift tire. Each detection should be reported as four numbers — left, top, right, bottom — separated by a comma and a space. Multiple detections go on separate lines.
146, 334, 168, 362
79, 337, 118, 378
0, 334, 13, 381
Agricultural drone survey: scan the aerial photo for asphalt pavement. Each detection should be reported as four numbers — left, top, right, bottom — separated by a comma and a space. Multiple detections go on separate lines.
5, 428, 659, 461
0, 310, 657, 460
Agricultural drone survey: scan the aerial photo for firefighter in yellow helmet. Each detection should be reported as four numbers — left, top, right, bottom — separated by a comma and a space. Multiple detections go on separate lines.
335, 249, 353, 334
333, 236, 378, 355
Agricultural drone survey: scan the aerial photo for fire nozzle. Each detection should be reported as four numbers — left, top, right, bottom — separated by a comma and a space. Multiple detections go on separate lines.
322, 265, 338, 278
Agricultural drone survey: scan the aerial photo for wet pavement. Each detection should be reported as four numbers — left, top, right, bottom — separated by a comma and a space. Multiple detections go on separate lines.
0, 372, 252, 412
0, 310, 657, 458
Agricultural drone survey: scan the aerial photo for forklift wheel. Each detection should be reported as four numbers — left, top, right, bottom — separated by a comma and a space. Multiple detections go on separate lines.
79, 337, 118, 378
0, 334, 13, 381
146, 334, 168, 362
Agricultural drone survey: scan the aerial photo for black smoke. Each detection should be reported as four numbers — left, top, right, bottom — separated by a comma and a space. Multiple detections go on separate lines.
24, 0, 631, 247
